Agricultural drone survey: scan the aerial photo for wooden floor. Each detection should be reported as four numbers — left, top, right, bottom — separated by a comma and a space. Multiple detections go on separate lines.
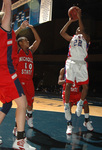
0, 95, 101, 117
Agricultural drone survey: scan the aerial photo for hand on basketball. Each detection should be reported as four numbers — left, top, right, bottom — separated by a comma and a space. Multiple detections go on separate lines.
77, 8, 82, 19
69, 17, 77, 22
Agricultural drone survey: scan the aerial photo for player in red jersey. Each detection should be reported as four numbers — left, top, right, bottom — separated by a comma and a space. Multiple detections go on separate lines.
0, 0, 36, 149
58, 67, 93, 135
12, 20, 41, 135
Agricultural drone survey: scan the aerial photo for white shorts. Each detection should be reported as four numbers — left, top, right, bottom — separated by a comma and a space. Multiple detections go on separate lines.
65, 59, 89, 85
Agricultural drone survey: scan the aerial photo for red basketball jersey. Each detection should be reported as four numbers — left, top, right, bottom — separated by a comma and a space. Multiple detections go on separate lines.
0, 27, 18, 71
62, 81, 81, 104
62, 80, 80, 94
17, 49, 34, 80
0, 27, 24, 103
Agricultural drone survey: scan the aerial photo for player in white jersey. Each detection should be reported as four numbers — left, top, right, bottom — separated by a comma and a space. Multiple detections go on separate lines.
60, 7, 90, 121
68, 34, 89, 61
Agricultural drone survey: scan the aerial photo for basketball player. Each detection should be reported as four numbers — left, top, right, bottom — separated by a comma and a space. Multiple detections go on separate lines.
12, 20, 41, 135
58, 67, 93, 134
0, 0, 36, 149
60, 7, 90, 122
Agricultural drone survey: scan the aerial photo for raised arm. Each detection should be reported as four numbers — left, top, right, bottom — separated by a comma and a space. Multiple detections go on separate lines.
15, 20, 29, 36
77, 9, 90, 43
29, 25, 41, 53
1, 0, 11, 31
60, 18, 74, 42
58, 68, 65, 85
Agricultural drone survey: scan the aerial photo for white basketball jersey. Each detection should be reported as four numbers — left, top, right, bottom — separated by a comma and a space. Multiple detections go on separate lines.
68, 34, 89, 61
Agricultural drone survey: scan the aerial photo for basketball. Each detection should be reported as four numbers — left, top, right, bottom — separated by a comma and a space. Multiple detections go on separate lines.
68, 6, 79, 20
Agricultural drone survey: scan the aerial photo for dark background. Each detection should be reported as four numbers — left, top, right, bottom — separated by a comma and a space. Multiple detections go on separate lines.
0, 0, 102, 98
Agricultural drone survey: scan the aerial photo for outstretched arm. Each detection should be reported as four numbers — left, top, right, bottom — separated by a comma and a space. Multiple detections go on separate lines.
77, 9, 90, 43
1, 0, 11, 31
58, 68, 65, 85
29, 25, 41, 53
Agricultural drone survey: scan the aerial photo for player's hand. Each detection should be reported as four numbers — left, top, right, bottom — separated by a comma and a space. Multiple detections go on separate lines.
28, 24, 34, 29
69, 17, 76, 22
20, 20, 29, 29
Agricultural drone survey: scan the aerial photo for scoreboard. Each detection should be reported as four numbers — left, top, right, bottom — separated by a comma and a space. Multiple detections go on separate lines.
11, 0, 53, 30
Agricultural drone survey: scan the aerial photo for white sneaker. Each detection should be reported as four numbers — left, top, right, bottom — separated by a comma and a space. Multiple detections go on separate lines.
76, 100, 83, 117
26, 114, 33, 128
64, 105, 71, 121
83, 121, 94, 131
66, 125, 73, 135
12, 127, 17, 137
12, 138, 36, 150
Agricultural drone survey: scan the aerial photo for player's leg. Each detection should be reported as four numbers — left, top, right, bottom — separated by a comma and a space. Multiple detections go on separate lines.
66, 102, 73, 135
65, 59, 74, 121
0, 102, 12, 124
14, 94, 27, 133
0, 102, 12, 144
26, 80, 35, 128
65, 83, 72, 121
76, 63, 89, 116
62, 91, 72, 134
13, 94, 27, 136
76, 84, 88, 116
81, 84, 88, 100
12, 94, 36, 150
26, 104, 34, 128
13, 79, 34, 133
13, 104, 34, 133
83, 100, 93, 131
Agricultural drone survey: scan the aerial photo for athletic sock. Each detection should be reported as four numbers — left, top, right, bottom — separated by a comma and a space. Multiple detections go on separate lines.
84, 113, 89, 122
67, 120, 72, 126
65, 103, 70, 108
27, 110, 32, 118
17, 131, 26, 140
79, 99, 84, 105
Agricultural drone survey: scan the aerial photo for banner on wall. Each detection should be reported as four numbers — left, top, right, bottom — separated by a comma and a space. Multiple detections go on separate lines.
11, 0, 53, 30
39, 0, 53, 24
11, 0, 31, 10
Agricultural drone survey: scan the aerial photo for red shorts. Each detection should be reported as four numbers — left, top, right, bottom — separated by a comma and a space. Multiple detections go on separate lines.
19, 78, 35, 106
0, 71, 24, 104
62, 91, 81, 107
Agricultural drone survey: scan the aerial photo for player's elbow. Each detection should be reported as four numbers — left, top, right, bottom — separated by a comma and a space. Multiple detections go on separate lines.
60, 30, 64, 37
37, 38, 41, 46
39, 38, 41, 44
58, 80, 60, 85
58, 80, 62, 85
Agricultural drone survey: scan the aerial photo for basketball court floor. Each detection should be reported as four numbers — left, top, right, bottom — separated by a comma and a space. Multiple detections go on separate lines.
0, 95, 102, 150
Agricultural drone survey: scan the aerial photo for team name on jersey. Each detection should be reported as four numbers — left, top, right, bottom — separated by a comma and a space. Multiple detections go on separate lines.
19, 56, 33, 63
71, 87, 78, 92
21, 69, 32, 75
